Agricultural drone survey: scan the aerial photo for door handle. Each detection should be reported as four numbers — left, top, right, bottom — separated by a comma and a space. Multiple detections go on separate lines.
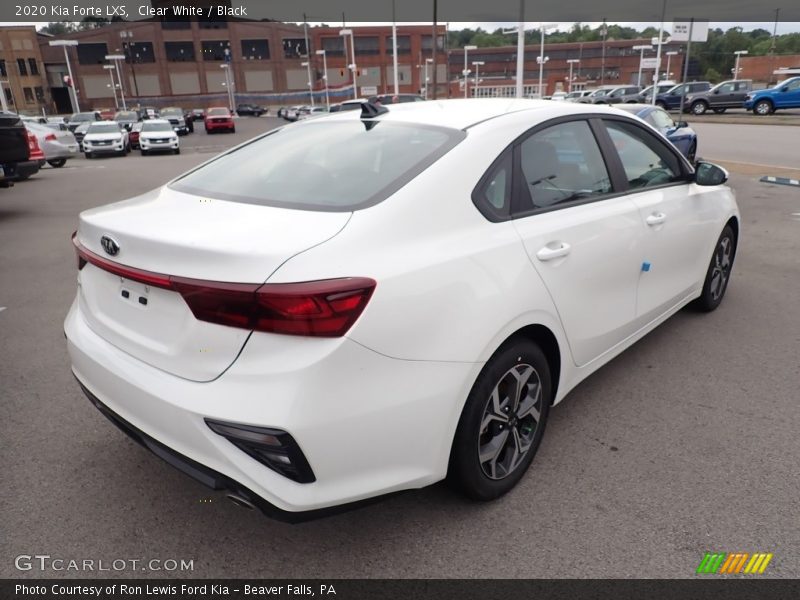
536, 242, 571, 262
646, 212, 667, 226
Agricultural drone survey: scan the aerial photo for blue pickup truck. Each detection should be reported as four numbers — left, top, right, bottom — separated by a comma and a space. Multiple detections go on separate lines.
744, 77, 800, 115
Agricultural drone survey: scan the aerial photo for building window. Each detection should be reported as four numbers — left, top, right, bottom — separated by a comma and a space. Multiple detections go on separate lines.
161, 17, 191, 29
386, 35, 411, 55
125, 41, 156, 64
421, 35, 446, 52
165, 41, 195, 62
17, 58, 27, 76
354, 36, 380, 56
201, 40, 231, 62
35, 86, 45, 102
0, 60, 6, 78
241, 39, 270, 60
28, 58, 39, 75
283, 38, 307, 59
77, 43, 109, 65
321, 37, 344, 57
23, 87, 34, 103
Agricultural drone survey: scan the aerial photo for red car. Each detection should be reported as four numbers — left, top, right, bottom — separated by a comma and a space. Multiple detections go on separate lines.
204, 107, 235, 134
128, 122, 143, 150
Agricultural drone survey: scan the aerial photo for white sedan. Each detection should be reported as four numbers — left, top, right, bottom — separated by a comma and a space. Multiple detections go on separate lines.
82, 122, 129, 158
65, 99, 739, 519
138, 119, 180, 155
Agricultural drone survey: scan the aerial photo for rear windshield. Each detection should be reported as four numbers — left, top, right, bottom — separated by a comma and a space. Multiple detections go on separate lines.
171, 120, 464, 211
161, 108, 182, 116
115, 111, 138, 120
71, 113, 97, 122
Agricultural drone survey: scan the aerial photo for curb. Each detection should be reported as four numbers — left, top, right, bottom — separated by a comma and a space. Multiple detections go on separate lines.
760, 176, 800, 187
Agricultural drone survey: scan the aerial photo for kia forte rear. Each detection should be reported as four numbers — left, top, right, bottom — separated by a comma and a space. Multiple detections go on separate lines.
66, 100, 739, 519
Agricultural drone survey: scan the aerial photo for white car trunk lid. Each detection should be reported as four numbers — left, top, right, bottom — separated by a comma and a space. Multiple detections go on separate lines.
75, 186, 351, 382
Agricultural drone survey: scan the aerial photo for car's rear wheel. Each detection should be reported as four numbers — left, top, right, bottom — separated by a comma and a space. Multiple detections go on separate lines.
48, 159, 66, 168
448, 339, 551, 501
656, 101, 667, 109
754, 100, 773, 115
694, 225, 736, 312
691, 101, 708, 115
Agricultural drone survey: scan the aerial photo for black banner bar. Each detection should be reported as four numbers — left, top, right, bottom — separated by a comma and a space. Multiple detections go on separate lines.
3, 579, 800, 600
1, 0, 799, 23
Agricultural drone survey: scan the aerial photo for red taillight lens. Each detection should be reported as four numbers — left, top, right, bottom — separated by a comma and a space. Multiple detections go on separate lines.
72, 233, 375, 337
45, 133, 57, 141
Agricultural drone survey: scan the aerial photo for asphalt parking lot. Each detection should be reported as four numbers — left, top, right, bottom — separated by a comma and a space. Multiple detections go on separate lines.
1, 115, 799, 579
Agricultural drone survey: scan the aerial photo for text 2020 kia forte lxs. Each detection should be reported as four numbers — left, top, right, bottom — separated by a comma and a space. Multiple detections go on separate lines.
65, 99, 739, 519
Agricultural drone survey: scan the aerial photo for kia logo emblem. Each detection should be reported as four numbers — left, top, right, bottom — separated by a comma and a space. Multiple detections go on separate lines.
100, 235, 120, 257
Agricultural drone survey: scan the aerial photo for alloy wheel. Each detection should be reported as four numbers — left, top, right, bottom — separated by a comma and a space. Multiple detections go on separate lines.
709, 236, 732, 302
478, 364, 544, 480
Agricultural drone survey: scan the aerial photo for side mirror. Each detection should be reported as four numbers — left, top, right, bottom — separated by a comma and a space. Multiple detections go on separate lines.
780, 87, 788, 92
694, 161, 728, 186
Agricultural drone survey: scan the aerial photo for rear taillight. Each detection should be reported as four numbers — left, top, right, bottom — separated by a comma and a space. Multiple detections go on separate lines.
72, 233, 375, 337
45, 133, 57, 141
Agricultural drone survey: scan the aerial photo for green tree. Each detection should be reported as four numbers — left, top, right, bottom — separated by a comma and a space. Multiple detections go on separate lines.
704, 67, 723, 83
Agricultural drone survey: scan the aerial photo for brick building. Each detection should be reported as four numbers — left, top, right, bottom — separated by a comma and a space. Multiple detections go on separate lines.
738, 55, 800, 87
0, 26, 52, 114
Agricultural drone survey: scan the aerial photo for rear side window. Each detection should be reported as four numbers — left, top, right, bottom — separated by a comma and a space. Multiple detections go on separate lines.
519, 120, 612, 210
171, 121, 464, 211
472, 150, 512, 220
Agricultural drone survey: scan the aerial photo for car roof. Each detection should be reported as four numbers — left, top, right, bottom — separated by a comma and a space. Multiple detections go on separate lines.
300, 98, 640, 131
142, 119, 171, 125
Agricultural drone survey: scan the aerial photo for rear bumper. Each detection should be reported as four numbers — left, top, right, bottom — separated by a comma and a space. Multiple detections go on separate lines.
14, 160, 40, 178
65, 298, 478, 515
205, 121, 234, 131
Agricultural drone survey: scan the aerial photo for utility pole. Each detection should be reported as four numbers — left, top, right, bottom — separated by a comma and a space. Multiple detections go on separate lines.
600, 18, 607, 86
303, 14, 314, 107
515, 0, 525, 98
678, 18, 694, 115
431, 0, 438, 99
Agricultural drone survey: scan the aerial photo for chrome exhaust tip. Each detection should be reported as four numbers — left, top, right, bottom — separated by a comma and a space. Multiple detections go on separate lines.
226, 493, 256, 510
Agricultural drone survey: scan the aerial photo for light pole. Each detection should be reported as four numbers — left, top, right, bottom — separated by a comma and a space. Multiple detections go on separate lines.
105, 54, 126, 110
633, 45, 652, 88
733, 50, 748, 81
424, 57, 433, 99
462, 45, 477, 98
538, 24, 557, 98
103, 65, 118, 109
315, 49, 329, 109
49, 40, 79, 113
650, 32, 671, 105
566, 59, 580, 92
220, 64, 234, 113
665, 51, 678, 82
472, 61, 484, 98
340, 29, 358, 99
301, 61, 314, 106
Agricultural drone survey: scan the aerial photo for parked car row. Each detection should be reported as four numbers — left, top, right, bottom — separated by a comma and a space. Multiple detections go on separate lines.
566, 76, 800, 116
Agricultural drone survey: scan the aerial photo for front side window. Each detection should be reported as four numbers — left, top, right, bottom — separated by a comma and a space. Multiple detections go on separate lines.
171, 121, 463, 211
717, 83, 734, 94
604, 121, 681, 189
519, 120, 612, 210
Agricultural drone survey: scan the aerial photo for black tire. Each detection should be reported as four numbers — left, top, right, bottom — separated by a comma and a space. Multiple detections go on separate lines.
753, 99, 773, 116
694, 225, 736, 312
174, 148, 180, 155
448, 339, 551, 501
691, 101, 708, 115
230, 127, 236, 133
84, 152, 92, 159
141, 150, 148, 156
48, 159, 66, 168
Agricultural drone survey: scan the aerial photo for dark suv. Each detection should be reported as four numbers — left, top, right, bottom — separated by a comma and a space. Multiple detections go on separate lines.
0, 112, 31, 187
652, 81, 712, 110
684, 80, 754, 114
599, 85, 643, 104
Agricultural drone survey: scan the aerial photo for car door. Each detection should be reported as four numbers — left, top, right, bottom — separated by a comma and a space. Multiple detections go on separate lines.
510, 118, 645, 367
712, 82, 735, 108
775, 78, 800, 108
599, 117, 720, 325
730, 82, 750, 107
